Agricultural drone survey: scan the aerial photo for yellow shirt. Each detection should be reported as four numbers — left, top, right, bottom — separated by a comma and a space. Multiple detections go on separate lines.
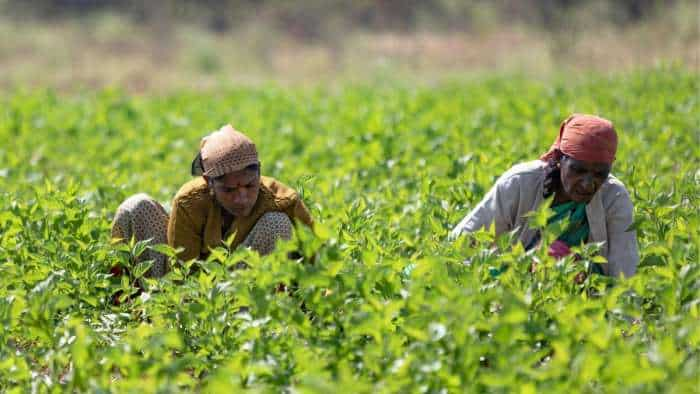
167, 176, 313, 261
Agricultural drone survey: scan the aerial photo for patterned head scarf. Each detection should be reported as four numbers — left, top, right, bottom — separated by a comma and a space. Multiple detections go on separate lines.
191, 124, 259, 177
540, 114, 618, 164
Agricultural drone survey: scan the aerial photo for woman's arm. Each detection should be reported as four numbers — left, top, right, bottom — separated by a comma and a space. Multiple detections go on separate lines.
604, 186, 639, 277
450, 174, 519, 240
167, 199, 203, 262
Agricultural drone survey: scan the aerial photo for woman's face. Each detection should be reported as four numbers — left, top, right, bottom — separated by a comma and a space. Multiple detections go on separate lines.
559, 155, 611, 203
207, 168, 260, 217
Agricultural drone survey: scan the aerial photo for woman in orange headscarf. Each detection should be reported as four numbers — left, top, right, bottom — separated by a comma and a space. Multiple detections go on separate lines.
451, 114, 639, 278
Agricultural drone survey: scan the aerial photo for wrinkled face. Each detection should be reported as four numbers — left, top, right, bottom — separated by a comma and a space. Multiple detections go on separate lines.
559, 155, 611, 203
207, 168, 260, 217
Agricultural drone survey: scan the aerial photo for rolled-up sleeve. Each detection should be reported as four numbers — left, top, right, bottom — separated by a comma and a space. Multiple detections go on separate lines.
604, 188, 639, 277
450, 175, 518, 240
292, 198, 314, 228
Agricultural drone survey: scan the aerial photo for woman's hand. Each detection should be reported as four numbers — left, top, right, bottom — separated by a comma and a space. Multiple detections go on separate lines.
547, 240, 572, 258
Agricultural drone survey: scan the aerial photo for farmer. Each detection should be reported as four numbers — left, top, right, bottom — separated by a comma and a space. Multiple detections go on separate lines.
450, 114, 638, 278
111, 124, 313, 278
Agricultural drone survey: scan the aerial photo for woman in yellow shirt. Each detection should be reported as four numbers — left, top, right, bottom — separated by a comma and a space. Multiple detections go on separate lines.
111, 125, 313, 278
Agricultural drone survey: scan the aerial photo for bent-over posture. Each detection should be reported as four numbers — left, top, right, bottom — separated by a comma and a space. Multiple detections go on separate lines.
112, 125, 313, 278
451, 114, 638, 278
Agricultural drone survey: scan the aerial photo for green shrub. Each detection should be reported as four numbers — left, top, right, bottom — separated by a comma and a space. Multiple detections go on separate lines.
0, 67, 698, 392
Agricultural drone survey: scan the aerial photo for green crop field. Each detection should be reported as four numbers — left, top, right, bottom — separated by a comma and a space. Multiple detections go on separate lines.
0, 67, 698, 392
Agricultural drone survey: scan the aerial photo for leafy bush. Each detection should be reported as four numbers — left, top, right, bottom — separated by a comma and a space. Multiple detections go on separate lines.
0, 67, 698, 392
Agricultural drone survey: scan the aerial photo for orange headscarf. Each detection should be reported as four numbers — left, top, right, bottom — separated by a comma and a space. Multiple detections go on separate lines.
540, 114, 618, 164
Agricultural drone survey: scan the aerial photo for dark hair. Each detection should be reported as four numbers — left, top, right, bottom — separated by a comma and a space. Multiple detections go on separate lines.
191, 152, 204, 176
212, 162, 261, 182
543, 157, 561, 197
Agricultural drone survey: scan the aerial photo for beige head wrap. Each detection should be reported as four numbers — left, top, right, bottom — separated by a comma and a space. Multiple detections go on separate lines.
191, 124, 259, 177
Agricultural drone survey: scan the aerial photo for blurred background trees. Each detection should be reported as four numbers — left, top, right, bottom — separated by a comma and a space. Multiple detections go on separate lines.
0, 0, 695, 92
3, 0, 677, 35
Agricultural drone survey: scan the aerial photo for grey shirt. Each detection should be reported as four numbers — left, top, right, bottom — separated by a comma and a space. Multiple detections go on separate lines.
451, 160, 639, 277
